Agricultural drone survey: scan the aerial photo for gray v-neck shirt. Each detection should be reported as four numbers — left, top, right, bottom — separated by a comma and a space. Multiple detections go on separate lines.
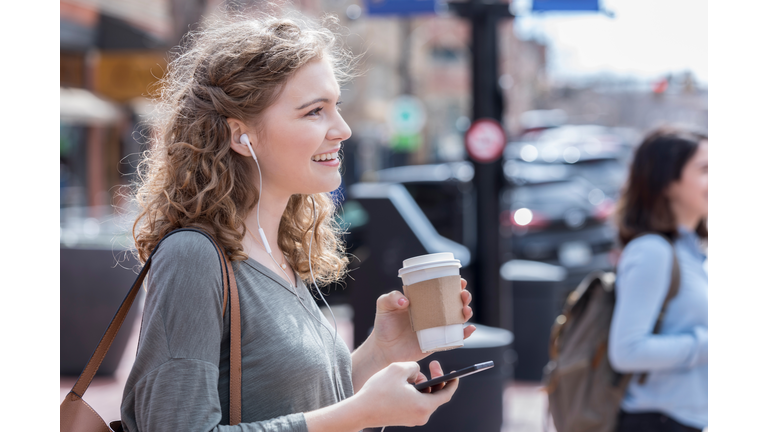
120, 231, 354, 432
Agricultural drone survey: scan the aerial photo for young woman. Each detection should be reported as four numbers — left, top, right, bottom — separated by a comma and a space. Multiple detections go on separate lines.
121, 10, 476, 432
609, 127, 708, 432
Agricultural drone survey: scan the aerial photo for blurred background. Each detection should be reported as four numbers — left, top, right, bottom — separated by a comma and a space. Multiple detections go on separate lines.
60, 0, 707, 430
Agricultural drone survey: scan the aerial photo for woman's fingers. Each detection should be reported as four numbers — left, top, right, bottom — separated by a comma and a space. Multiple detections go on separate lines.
434, 375, 459, 402
357, 361, 461, 428
428, 360, 446, 392
413, 372, 431, 393
463, 324, 477, 340
402, 361, 422, 383
460, 284, 473, 321
414, 371, 428, 383
461, 290, 473, 321
429, 360, 444, 377
377, 290, 409, 314
461, 289, 472, 305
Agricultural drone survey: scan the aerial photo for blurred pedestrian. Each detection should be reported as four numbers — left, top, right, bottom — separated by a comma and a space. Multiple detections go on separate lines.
609, 126, 708, 432
121, 9, 476, 432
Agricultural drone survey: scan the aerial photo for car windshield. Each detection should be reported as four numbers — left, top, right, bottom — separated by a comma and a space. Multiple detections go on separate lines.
513, 181, 587, 204
570, 159, 626, 187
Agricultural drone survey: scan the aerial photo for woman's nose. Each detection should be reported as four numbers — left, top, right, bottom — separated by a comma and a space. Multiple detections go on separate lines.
328, 111, 352, 142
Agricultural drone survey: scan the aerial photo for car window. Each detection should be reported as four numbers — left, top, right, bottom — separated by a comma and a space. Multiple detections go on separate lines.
513, 181, 587, 203
571, 159, 626, 185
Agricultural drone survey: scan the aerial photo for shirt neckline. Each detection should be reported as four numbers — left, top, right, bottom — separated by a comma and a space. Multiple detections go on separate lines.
242, 256, 333, 334
242, 256, 308, 300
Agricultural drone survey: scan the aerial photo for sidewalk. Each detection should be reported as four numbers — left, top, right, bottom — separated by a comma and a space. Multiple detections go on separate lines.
60, 305, 550, 431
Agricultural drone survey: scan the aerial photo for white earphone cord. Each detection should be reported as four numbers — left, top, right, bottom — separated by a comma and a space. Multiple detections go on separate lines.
308, 197, 345, 400
244, 134, 344, 401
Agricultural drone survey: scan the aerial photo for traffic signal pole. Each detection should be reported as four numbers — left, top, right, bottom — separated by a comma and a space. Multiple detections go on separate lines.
449, 1, 514, 330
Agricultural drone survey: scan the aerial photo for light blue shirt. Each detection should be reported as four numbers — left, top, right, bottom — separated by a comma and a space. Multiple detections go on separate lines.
608, 228, 708, 429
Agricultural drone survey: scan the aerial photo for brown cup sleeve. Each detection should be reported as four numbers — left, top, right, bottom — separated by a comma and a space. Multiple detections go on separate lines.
403, 275, 464, 332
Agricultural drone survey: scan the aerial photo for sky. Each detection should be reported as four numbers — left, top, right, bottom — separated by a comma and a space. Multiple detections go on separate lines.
512, 0, 708, 84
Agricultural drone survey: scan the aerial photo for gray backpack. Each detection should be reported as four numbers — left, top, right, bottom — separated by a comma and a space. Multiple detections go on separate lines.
543, 236, 680, 432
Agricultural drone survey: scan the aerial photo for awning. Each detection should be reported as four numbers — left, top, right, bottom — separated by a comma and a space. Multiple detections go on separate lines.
60, 87, 122, 126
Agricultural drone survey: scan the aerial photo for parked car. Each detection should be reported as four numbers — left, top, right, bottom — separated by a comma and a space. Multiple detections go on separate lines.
567, 155, 628, 200
499, 176, 617, 279
529, 124, 635, 162
518, 109, 568, 137
360, 159, 621, 289
506, 124, 638, 166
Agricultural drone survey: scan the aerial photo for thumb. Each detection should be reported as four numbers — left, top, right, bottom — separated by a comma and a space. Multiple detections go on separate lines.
402, 362, 421, 384
377, 290, 409, 313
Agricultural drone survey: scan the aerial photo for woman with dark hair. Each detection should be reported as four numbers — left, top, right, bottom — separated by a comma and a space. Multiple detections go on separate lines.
609, 127, 708, 432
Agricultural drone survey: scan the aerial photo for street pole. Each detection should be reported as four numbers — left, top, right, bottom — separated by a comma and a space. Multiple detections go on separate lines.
449, 1, 514, 329
399, 18, 413, 95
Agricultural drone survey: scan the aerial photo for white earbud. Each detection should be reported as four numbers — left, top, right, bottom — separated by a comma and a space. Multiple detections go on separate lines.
240, 134, 259, 163
239, 133, 271, 253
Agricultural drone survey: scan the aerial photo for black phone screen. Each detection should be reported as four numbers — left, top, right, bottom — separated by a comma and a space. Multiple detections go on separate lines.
413, 361, 494, 391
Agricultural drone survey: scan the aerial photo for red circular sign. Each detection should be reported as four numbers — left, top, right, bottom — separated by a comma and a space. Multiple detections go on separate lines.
465, 118, 506, 163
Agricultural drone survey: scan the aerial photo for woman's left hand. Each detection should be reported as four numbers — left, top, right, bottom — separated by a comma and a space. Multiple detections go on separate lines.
371, 278, 476, 365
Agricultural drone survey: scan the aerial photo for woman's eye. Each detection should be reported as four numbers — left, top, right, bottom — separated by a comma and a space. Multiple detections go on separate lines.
306, 102, 342, 116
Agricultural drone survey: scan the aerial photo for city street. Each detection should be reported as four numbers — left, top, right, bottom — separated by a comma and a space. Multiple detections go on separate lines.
59, 1, 710, 430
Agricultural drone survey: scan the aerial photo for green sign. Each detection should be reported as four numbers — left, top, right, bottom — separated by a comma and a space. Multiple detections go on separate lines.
390, 133, 422, 153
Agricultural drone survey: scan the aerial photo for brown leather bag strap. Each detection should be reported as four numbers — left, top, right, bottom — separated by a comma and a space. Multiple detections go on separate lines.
637, 234, 680, 385
68, 228, 242, 425
71, 259, 151, 398
226, 255, 242, 424
208, 235, 242, 425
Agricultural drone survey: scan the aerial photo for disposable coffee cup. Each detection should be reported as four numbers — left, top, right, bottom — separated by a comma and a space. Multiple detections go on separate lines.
398, 252, 464, 353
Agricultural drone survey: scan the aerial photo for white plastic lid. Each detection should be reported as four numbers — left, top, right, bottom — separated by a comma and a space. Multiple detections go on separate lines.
398, 252, 461, 277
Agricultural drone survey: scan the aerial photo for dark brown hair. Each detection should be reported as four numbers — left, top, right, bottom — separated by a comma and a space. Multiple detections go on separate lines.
615, 126, 708, 246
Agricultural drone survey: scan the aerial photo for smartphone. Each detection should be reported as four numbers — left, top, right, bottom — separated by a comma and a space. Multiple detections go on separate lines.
413, 361, 494, 391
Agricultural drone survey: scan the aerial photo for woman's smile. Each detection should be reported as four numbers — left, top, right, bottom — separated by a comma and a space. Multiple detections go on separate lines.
311, 149, 341, 166
312, 157, 340, 167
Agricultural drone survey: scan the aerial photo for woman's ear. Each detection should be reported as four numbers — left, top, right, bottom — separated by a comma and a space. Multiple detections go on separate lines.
226, 118, 255, 158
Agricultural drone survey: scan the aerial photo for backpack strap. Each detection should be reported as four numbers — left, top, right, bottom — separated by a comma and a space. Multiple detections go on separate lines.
636, 234, 680, 385
548, 270, 611, 362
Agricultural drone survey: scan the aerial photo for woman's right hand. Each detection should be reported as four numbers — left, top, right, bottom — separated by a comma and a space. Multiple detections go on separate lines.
353, 360, 459, 428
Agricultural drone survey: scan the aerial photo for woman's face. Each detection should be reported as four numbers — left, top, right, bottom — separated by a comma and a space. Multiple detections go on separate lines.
251, 58, 351, 197
668, 140, 708, 222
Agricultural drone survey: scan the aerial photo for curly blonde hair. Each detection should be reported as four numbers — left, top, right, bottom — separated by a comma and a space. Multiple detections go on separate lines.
132, 8, 357, 287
